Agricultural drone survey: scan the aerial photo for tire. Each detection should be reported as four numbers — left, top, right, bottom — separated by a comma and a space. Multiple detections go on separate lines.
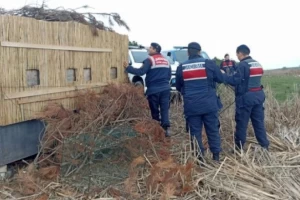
134, 81, 143, 87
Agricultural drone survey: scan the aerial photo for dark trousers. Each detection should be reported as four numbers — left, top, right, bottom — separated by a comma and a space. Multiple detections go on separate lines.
235, 103, 269, 149
147, 90, 170, 128
186, 111, 221, 154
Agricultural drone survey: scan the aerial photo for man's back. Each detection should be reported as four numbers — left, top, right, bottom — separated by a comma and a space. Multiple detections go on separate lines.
176, 55, 224, 116
126, 53, 171, 95
232, 57, 265, 107
144, 54, 171, 95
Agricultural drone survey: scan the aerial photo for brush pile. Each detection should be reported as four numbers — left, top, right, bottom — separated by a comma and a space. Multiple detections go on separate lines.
0, 83, 197, 199
33, 83, 150, 179
1, 83, 300, 200
0, 4, 130, 35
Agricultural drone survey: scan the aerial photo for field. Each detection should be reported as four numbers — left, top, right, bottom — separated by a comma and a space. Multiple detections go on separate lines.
262, 75, 300, 102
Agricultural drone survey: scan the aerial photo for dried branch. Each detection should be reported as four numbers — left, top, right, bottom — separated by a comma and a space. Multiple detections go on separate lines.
0, 4, 130, 36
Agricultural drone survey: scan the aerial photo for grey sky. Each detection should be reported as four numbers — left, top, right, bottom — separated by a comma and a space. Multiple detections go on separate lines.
2, 0, 300, 69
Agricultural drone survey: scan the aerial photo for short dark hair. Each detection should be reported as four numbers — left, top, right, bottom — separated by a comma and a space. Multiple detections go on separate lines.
188, 48, 199, 56
236, 45, 250, 55
150, 42, 161, 53
224, 53, 229, 58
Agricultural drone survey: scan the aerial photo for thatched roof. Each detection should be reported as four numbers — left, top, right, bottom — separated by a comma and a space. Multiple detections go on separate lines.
0, 5, 130, 36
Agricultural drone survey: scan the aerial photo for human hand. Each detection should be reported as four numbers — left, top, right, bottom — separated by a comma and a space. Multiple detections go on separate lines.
123, 61, 128, 69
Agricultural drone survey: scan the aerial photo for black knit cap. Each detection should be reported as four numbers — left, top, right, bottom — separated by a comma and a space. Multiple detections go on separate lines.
150, 42, 161, 53
187, 42, 201, 51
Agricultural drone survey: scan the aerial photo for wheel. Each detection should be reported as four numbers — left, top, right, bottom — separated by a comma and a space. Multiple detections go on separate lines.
134, 81, 143, 87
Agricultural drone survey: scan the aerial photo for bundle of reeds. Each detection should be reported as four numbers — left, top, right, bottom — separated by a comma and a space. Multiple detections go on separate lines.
0, 4, 129, 35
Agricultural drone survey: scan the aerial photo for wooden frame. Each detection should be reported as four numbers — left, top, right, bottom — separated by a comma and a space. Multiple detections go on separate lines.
1, 41, 112, 52
17, 93, 81, 104
4, 83, 108, 100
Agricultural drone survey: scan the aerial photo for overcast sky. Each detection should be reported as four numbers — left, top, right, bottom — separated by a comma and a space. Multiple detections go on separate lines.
2, 0, 300, 69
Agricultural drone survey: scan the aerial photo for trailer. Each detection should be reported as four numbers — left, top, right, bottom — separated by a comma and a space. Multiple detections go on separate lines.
0, 15, 128, 168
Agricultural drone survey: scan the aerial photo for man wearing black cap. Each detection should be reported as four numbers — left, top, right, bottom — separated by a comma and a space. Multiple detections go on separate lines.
124, 42, 172, 137
176, 42, 224, 161
223, 44, 269, 152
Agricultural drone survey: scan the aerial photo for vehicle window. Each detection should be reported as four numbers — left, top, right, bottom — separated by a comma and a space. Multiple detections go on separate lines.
161, 52, 168, 58
131, 51, 149, 63
161, 52, 174, 64
201, 52, 210, 59
174, 50, 188, 63
174, 50, 210, 63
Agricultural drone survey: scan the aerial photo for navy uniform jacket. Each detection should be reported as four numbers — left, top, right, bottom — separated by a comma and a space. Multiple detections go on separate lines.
224, 56, 265, 108
126, 53, 171, 95
176, 55, 224, 116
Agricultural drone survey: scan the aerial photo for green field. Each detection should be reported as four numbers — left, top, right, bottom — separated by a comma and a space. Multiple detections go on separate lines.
262, 75, 300, 102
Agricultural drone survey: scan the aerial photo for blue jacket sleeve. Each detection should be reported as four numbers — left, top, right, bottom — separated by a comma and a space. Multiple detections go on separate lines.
206, 59, 224, 83
232, 60, 237, 71
125, 58, 151, 76
224, 62, 245, 86
175, 64, 183, 92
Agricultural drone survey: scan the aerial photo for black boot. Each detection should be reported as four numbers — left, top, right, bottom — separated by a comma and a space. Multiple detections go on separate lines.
212, 153, 220, 161
164, 127, 171, 137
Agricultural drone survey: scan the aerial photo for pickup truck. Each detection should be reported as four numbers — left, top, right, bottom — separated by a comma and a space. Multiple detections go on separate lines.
127, 46, 148, 91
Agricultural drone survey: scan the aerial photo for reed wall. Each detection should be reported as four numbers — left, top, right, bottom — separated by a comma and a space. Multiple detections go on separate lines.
0, 16, 129, 125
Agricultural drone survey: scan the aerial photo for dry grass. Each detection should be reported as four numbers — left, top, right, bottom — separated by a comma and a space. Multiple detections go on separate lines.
1, 83, 300, 200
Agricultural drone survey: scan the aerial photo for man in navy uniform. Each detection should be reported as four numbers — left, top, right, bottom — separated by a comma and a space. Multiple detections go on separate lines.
176, 42, 224, 161
124, 43, 171, 137
222, 44, 269, 151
